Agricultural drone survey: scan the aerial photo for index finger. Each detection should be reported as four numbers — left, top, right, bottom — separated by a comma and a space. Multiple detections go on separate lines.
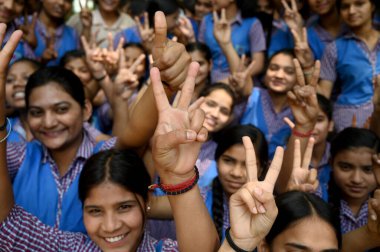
81, 35, 90, 53
144, 12, 150, 30
309, 60, 320, 88
0, 29, 23, 72
23, 9, 28, 26
129, 54, 146, 73
291, 0, 298, 11
281, 0, 292, 12
293, 58, 306, 86
79, 0, 83, 10
152, 11, 167, 60
265, 147, 284, 190
242, 136, 258, 182
150, 67, 170, 112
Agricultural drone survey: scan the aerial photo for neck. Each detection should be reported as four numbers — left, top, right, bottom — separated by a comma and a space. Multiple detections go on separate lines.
50, 132, 84, 177
311, 141, 327, 168
39, 11, 63, 30
268, 90, 288, 113
319, 9, 341, 36
19, 111, 34, 142
225, 4, 238, 21
98, 8, 119, 26
351, 21, 376, 40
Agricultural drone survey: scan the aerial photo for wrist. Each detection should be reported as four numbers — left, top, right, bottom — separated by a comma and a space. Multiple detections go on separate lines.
225, 227, 259, 252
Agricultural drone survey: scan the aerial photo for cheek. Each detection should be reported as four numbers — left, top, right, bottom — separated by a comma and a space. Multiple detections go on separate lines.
83, 214, 100, 237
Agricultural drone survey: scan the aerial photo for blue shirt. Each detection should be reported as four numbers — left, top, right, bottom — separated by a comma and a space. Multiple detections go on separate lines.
199, 11, 266, 82
34, 20, 80, 66
267, 19, 294, 58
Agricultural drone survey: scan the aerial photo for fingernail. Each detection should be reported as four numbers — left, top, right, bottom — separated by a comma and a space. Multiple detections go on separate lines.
252, 207, 258, 214
371, 214, 377, 221
258, 205, 266, 213
253, 187, 263, 196
186, 130, 196, 140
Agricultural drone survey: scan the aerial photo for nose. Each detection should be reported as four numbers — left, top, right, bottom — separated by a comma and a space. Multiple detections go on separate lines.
42, 112, 58, 128
3, 0, 14, 10
274, 68, 285, 78
350, 169, 364, 184
209, 106, 220, 118
230, 165, 244, 178
348, 5, 355, 14
102, 212, 122, 233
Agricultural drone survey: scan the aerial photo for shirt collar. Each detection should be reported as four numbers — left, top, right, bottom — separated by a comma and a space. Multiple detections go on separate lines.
42, 128, 96, 164
136, 232, 157, 251
340, 199, 368, 222
212, 10, 243, 25
36, 19, 64, 38
92, 8, 123, 29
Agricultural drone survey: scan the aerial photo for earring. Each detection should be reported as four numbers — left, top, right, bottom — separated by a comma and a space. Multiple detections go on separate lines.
146, 205, 151, 212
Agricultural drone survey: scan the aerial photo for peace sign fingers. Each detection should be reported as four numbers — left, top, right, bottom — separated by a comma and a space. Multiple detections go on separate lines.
293, 58, 306, 87
151, 67, 171, 113
242, 136, 258, 182
265, 147, 284, 191
176, 62, 199, 110
129, 54, 146, 74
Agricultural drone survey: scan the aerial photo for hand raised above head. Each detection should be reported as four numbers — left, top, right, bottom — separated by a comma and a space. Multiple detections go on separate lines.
151, 11, 191, 91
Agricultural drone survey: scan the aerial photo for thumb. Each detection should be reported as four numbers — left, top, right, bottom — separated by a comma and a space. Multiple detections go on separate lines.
152, 11, 167, 61
155, 129, 198, 152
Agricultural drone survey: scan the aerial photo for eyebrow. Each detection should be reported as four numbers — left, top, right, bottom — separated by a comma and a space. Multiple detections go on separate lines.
28, 101, 71, 108
84, 200, 137, 209
285, 243, 339, 252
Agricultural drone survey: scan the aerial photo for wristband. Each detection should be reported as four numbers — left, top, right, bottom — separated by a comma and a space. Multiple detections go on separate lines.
225, 227, 250, 252
148, 166, 199, 195
293, 129, 313, 138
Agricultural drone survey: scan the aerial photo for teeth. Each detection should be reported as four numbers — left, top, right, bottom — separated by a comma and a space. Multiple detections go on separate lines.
14, 92, 25, 99
105, 234, 125, 243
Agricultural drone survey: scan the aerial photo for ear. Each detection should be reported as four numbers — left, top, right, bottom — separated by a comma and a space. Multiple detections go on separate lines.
82, 99, 93, 122
257, 239, 270, 252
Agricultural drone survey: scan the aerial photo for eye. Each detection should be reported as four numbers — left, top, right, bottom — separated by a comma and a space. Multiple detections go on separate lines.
55, 106, 69, 114
220, 108, 231, 116
268, 64, 280, 71
87, 208, 102, 216
362, 166, 373, 173
28, 109, 43, 117
221, 157, 235, 165
205, 100, 217, 107
6, 77, 14, 85
284, 67, 295, 75
338, 163, 351, 171
118, 204, 133, 212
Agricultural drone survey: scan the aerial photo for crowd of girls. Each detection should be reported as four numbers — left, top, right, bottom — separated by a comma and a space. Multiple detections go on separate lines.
0, 0, 380, 251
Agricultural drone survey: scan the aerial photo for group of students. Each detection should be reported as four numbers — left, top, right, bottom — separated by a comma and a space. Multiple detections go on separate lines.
0, 0, 380, 251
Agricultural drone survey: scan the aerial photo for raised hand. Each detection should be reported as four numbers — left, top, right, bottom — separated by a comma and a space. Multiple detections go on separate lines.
228, 54, 255, 98
151, 62, 208, 183
102, 33, 124, 75
113, 48, 145, 100
79, 0, 92, 29
287, 138, 319, 192
174, 15, 196, 44
213, 9, 231, 46
41, 35, 58, 64
228, 138, 284, 251
151, 11, 191, 91
135, 12, 155, 53
368, 190, 380, 235
282, 0, 303, 35
291, 27, 315, 70
19, 12, 38, 49
81, 35, 107, 79
287, 59, 320, 128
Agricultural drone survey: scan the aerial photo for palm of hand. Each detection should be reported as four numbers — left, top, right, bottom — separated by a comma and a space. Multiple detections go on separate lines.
214, 22, 230, 45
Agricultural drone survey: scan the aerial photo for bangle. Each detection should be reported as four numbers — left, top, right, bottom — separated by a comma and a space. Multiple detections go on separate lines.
225, 227, 250, 252
94, 74, 107, 82
0, 118, 11, 143
293, 129, 313, 138
148, 166, 199, 195
0, 117, 8, 131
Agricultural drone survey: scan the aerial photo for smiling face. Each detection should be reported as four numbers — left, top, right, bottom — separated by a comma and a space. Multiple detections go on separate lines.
311, 108, 333, 145
98, 0, 120, 12
41, 0, 72, 19
27, 82, 90, 152
199, 89, 233, 133
84, 181, 145, 252
308, 0, 336, 15
0, 0, 24, 24
339, 0, 375, 29
194, 0, 212, 20
260, 216, 339, 252
332, 147, 377, 203
6, 61, 38, 109
264, 53, 296, 94
124, 46, 146, 80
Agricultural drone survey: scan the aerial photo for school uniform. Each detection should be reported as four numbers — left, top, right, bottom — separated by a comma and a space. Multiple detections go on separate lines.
0, 205, 178, 251
6, 127, 116, 233
320, 32, 380, 131
240, 87, 293, 145
198, 11, 266, 82
34, 20, 80, 66
267, 19, 294, 58
340, 199, 368, 234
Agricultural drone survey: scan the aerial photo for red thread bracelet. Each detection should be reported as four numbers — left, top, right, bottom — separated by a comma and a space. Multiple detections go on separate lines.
149, 166, 199, 195
292, 129, 313, 138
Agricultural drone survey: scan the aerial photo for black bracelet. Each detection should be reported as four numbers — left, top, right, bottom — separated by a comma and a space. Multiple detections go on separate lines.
225, 227, 250, 252
0, 118, 7, 131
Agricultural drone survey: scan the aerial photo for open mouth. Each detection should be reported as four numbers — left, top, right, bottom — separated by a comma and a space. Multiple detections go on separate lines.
104, 234, 125, 243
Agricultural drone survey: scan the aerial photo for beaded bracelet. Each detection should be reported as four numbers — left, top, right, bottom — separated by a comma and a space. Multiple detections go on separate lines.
0, 118, 11, 143
225, 227, 250, 252
148, 166, 199, 195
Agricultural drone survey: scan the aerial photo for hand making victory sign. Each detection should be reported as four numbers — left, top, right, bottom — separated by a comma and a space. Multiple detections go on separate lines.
222, 138, 284, 251
135, 12, 155, 53
19, 11, 37, 49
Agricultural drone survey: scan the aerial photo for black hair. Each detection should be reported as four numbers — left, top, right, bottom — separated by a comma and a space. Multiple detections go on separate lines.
317, 94, 333, 121
59, 50, 86, 67
336, 0, 375, 11
151, 0, 179, 15
186, 42, 212, 62
199, 82, 237, 113
236, 0, 259, 18
124, 0, 148, 17
328, 127, 379, 224
266, 48, 295, 67
25, 67, 86, 109
78, 149, 151, 204
265, 191, 342, 249
11, 57, 42, 71
212, 124, 269, 238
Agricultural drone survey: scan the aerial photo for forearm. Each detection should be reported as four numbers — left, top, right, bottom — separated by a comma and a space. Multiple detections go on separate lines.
220, 42, 240, 75
342, 225, 380, 252
148, 194, 173, 219
168, 186, 219, 252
